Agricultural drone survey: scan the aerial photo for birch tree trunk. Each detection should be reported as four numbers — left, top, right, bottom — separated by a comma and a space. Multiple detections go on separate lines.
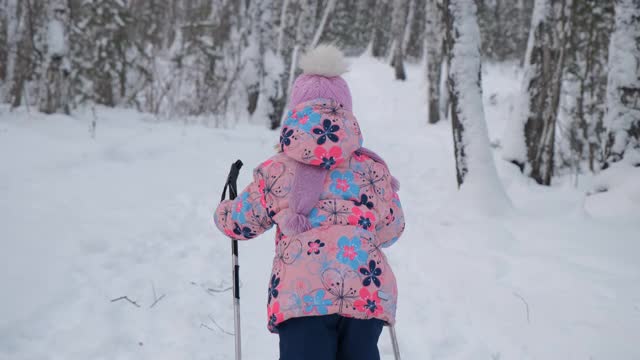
310, 0, 336, 48
444, 0, 510, 213
503, 0, 572, 185
5, 0, 29, 108
391, 0, 408, 80
370, 0, 390, 58
245, 0, 264, 116
401, 0, 416, 54
0, 0, 8, 83
39, 0, 71, 114
603, 0, 640, 165
425, 0, 444, 123
560, 0, 613, 172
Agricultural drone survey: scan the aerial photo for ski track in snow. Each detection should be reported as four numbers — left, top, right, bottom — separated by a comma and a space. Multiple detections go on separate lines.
1, 57, 639, 360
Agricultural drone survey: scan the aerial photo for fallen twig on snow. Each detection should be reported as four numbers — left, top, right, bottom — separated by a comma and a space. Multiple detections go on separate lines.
207, 285, 233, 294
200, 315, 234, 336
149, 282, 167, 309
513, 292, 531, 323
110, 296, 141, 308
200, 323, 216, 332
191, 280, 237, 296
208, 315, 234, 336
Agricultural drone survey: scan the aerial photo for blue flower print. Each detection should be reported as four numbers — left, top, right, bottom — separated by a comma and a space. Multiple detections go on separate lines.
303, 290, 333, 315
329, 170, 360, 200
313, 119, 340, 145
308, 208, 327, 228
284, 106, 322, 132
231, 192, 252, 224
336, 236, 368, 270
359, 260, 382, 287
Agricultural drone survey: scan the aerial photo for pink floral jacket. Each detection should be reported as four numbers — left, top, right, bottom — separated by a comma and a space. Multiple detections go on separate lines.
214, 99, 405, 332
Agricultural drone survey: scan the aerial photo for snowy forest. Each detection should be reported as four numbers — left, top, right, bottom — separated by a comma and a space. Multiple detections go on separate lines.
1, 0, 639, 184
1, 0, 639, 359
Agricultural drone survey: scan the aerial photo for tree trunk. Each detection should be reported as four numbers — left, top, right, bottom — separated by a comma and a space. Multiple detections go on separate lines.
39, 1, 71, 114
444, 0, 509, 210
603, 0, 640, 165
370, 0, 389, 58
310, 0, 336, 48
401, 0, 416, 54
244, 0, 262, 116
5, 0, 29, 108
276, 0, 290, 56
392, 0, 407, 80
525, 0, 571, 185
560, 0, 613, 173
503, 0, 571, 185
425, 0, 444, 123
0, 0, 8, 82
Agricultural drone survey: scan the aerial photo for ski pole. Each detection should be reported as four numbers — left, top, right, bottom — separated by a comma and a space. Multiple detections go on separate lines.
389, 325, 401, 360
221, 160, 243, 360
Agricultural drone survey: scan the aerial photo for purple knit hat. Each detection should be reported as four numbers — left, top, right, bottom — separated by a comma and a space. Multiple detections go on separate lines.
289, 45, 352, 111
280, 45, 399, 237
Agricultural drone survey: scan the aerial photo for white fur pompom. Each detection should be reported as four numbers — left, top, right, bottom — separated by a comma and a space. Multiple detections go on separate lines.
299, 44, 349, 77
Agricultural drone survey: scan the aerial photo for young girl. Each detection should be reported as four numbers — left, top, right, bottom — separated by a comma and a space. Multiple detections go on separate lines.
214, 45, 405, 360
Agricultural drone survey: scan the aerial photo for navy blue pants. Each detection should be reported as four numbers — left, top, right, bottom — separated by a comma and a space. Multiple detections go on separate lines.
278, 315, 384, 360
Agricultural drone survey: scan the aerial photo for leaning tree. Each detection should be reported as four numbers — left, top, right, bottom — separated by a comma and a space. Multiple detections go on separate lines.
444, 0, 510, 211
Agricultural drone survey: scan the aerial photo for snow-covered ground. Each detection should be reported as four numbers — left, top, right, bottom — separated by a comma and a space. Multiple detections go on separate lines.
1, 57, 639, 360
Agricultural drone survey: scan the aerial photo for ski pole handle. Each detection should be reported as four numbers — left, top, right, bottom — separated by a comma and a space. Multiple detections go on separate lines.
221, 160, 243, 202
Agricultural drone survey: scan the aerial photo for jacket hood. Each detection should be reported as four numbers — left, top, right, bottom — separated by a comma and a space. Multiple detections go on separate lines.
279, 98, 363, 170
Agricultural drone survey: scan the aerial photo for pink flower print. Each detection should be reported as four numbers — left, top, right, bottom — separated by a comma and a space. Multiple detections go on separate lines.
307, 239, 325, 255
354, 287, 384, 317
224, 228, 235, 237
310, 146, 343, 169
262, 159, 274, 168
348, 207, 376, 230
342, 245, 357, 260
268, 301, 285, 329
336, 178, 349, 192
